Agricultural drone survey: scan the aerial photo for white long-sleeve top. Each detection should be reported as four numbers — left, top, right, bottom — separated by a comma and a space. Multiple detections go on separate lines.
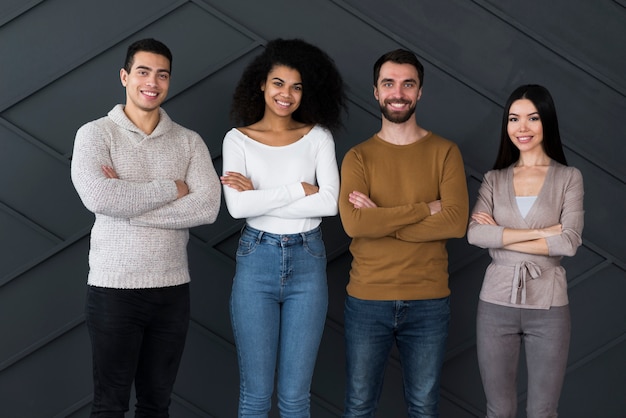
222, 125, 339, 234
71, 105, 221, 289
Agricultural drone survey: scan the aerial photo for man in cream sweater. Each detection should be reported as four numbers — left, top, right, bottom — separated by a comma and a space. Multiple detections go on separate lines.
71, 38, 220, 417
339, 49, 469, 417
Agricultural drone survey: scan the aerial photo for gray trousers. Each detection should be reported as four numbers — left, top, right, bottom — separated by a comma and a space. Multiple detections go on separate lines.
476, 300, 570, 418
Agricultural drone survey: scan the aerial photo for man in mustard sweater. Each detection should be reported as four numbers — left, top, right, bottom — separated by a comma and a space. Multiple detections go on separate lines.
339, 49, 469, 417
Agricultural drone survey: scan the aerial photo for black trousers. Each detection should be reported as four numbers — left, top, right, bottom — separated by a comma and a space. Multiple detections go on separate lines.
85, 283, 190, 418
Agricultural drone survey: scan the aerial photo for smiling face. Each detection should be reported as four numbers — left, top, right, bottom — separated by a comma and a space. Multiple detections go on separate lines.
261, 65, 303, 118
374, 61, 422, 124
120, 51, 171, 115
507, 99, 545, 154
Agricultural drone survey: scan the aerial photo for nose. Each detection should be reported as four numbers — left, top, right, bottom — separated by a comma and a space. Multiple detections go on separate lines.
145, 73, 159, 87
519, 119, 529, 131
390, 84, 403, 96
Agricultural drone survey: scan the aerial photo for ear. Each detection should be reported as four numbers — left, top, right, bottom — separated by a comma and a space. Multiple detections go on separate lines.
120, 68, 128, 87
416, 87, 423, 101
373, 85, 379, 100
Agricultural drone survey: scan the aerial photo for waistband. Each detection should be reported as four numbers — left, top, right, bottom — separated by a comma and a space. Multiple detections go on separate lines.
241, 224, 322, 246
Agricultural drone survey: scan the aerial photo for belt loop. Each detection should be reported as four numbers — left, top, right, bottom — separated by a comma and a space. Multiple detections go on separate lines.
256, 229, 264, 244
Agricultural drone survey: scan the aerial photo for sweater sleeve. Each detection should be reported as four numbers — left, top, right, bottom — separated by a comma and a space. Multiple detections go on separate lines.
466, 171, 506, 248
222, 131, 306, 219
70, 122, 178, 218
545, 168, 584, 256
129, 134, 221, 229
339, 147, 430, 238
264, 131, 339, 218
394, 145, 469, 242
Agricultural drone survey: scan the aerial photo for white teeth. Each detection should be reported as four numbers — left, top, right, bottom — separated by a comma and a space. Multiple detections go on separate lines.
389, 102, 407, 109
277, 100, 290, 106
143, 91, 157, 97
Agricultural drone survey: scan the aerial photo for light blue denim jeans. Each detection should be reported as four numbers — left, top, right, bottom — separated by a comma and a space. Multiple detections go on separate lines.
230, 225, 328, 418
343, 295, 450, 418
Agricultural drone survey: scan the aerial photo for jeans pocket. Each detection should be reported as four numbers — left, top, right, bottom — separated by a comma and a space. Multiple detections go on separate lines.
236, 236, 258, 257
303, 236, 326, 259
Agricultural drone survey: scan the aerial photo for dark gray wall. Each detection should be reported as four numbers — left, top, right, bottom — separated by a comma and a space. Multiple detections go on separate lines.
1, 1, 624, 417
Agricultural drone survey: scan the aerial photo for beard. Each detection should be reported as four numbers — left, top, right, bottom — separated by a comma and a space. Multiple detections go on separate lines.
380, 100, 416, 124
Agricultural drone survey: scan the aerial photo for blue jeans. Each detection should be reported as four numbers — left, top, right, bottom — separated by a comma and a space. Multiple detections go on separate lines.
230, 225, 329, 418
343, 295, 450, 418
85, 284, 190, 418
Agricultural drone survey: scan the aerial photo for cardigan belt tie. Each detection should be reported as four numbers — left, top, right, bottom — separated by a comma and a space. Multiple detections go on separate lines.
510, 261, 542, 304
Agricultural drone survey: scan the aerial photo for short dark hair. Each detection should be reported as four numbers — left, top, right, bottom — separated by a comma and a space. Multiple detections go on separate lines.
230, 38, 346, 131
373, 49, 424, 87
123, 38, 173, 73
493, 84, 567, 169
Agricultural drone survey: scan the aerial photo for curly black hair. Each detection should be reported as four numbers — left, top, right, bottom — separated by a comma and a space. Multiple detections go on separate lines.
230, 39, 346, 131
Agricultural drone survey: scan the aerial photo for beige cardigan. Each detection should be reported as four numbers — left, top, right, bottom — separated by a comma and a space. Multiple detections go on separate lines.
467, 160, 584, 309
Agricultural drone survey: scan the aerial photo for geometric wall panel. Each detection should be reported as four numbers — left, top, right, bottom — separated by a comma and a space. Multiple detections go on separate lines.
1, 1, 624, 417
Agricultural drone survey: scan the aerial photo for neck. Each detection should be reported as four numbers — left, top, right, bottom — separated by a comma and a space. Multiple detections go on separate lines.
255, 113, 302, 132
123, 104, 161, 135
516, 149, 551, 167
377, 117, 428, 145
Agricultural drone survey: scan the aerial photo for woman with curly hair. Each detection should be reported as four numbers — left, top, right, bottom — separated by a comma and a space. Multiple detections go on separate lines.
467, 84, 584, 417
221, 38, 346, 417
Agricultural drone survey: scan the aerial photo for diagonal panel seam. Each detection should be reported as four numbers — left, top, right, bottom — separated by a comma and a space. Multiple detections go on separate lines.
329, 0, 626, 184
0, 0, 189, 112
472, 0, 626, 97
0, 0, 43, 27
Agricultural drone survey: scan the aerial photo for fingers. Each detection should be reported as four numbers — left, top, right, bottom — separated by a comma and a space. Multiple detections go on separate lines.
175, 180, 189, 199
101, 165, 118, 179
349, 191, 377, 208
220, 172, 253, 191
301, 182, 319, 196
428, 199, 442, 215
471, 212, 497, 225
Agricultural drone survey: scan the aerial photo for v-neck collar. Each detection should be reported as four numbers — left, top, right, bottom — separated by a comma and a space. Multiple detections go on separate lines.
507, 159, 554, 225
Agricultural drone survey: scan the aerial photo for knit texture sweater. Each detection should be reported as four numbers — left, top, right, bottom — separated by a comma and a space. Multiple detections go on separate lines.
339, 132, 469, 300
222, 125, 339, 234
71, 105, 221, 289
467, 160, 584, 309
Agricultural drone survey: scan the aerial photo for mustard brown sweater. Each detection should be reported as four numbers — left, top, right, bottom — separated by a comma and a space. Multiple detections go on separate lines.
339, 132, 469, 300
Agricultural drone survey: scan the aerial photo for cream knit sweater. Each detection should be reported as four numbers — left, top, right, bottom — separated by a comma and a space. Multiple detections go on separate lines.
71, 105, 221, 289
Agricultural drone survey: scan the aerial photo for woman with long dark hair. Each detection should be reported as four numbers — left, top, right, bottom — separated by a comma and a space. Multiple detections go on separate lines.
221, 38, 346, 417
467, 84, 584, 417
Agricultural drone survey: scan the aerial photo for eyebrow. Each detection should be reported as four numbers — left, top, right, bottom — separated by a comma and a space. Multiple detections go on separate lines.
135, 65, 171, 74
380, 77, 417, 84
271, 77, 302, 85
509, 111, 539, 116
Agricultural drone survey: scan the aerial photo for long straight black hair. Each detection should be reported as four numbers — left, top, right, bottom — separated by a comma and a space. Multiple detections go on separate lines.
493, 84, 568, 170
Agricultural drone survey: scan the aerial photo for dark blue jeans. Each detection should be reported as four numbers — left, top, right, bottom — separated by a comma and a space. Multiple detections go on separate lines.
85, 284, 190, 418
343, 296, 450, 418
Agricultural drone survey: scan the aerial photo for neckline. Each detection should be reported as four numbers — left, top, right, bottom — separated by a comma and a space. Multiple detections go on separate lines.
374, 131, 432, 147
234, 124, 317, 148
508, 160, 553, 221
